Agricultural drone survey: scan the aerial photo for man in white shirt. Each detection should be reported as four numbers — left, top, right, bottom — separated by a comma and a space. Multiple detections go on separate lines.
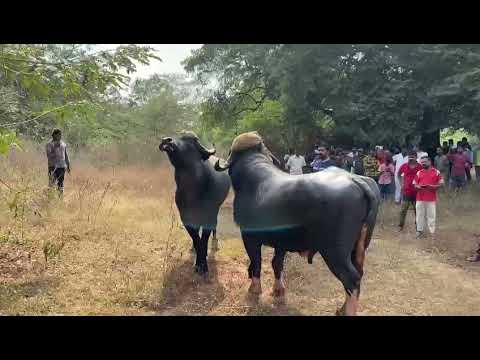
284, 148, 293, 171
392, 148, 408, 204
286, 150, 306, 175
416, 147, 428, 162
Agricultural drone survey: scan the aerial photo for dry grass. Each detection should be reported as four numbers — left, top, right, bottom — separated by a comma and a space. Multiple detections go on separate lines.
1, 148, 480, 316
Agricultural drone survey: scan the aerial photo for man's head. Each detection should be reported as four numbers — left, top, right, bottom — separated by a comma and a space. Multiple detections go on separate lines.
52, 128, 62, 142
462, 137, 468, 144
442, 141, 448, 148
420, 156, 431, 169
318, 146, 329, 160
448, 139, 454, 146
437, 147, 443, 155
457, 145, 464, 154
289, 148, 294, 155
408, 151, 418, 165
401, 148, 408, 156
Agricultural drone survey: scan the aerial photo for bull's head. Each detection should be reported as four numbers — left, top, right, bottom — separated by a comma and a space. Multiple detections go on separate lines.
214, 131, 281, 172
159, 131, 216, 166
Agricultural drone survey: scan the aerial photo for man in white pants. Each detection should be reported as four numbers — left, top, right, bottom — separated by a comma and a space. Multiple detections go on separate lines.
413, 156, 444, 238
392, 148, 408, 204
286, 150, 307, 175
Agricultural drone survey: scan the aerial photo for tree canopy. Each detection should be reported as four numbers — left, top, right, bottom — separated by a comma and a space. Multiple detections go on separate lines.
184, 44, 480, 153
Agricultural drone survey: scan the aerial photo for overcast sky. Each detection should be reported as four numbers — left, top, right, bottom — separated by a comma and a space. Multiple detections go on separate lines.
95, 44, 203, 79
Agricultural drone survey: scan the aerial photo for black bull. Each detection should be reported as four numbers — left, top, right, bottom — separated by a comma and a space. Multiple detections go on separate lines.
159, 134, 231, 276
215, 143, 380, 315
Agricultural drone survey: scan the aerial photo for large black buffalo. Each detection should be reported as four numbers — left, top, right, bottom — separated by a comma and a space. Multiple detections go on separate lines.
159, 132, 230, 276
215, 131, 380, 315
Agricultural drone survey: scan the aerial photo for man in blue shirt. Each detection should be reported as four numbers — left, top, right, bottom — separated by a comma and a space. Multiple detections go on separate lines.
311, 146, 337, 172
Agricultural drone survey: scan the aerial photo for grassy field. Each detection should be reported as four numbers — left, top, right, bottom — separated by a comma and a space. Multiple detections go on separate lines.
1, 148, 480, 316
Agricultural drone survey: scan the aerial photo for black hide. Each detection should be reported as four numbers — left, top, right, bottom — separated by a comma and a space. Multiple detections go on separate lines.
160, 134, 231, 275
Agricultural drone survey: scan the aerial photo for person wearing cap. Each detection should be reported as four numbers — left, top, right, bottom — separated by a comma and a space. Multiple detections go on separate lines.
413, 155, 444, 239
46, 129, 71, 196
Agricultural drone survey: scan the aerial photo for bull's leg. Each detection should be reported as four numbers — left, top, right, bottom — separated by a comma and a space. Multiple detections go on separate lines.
271, 247, 286, 298
197, 228, 212, 276
185, 225, 201, 270
321, 250, 362, 316
243, 237, 262, 295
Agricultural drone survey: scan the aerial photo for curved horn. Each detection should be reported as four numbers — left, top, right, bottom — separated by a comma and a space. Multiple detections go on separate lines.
214, 151, 232, 171
261, 143, 282, 168
194, 138, 216, 160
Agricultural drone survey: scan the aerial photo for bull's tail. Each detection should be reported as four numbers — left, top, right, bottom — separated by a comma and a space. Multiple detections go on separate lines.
351, 176, 381, 250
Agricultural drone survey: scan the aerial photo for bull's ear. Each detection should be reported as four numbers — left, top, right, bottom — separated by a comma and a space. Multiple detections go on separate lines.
194, 138, 216, 160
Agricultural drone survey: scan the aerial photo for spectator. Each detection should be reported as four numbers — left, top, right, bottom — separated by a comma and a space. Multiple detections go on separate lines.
442, 141, 450, 156
46, 128, 71, 197
311, 146, 336, 172
285, 149, 307, 175
413, 156, 444, 239
473, 143, 480, 182
461, 137, 472, 151
376, 147, 386, 165
467, 243, 480, 262
416, 146, 428, 162
352, 148, 365, 175
447, 146, 469, 190
464, 145, 473, 183
448, 138, 455, 150
434, 147, 449, 185
393, 148, 408, 204
378, 156, 395, 201
363, 149, 380, 182
283, 148, 294, 171
397, 151, 422, 232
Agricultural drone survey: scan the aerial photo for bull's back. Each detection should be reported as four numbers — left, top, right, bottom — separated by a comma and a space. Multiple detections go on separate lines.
234, 169, 364, 229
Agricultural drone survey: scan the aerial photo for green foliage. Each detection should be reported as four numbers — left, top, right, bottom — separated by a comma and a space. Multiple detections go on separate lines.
185, 44, 480, 151
0, 44, 161, 150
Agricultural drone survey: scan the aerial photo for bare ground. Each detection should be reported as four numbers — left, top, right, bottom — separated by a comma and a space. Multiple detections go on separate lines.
1, 153, 480, 316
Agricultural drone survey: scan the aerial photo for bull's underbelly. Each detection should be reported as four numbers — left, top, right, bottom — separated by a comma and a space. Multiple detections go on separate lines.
241, 226, 310, 252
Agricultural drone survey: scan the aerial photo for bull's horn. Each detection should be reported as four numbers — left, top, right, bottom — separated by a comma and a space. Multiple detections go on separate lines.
194, 138, 216, 160
214, 158, 229, 171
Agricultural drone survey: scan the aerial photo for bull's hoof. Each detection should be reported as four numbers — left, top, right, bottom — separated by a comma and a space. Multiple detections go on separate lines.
195, 263, 209, 276
271, 286, 286, 298
335, 304, 346, 316
248, 280, 262, 295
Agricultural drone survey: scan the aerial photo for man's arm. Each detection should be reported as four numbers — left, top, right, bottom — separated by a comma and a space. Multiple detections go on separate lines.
65, 147, 71, 173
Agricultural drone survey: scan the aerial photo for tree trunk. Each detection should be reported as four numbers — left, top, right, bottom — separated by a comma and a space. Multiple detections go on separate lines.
420, 129, 440, 160
419, 107, 441, 160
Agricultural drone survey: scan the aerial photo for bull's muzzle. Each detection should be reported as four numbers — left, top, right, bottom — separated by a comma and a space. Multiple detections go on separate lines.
159, 137, 174, 152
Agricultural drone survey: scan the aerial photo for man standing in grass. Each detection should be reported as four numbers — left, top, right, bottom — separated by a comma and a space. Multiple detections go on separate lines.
397, 151, 422, 232
393, 148, 408, 204
413, 156, 444, 239
285, 149, 306, 175
447, 146, 469, 190
46, 129, 71, 197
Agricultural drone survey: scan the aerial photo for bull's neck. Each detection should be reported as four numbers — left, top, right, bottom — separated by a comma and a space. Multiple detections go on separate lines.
231, 155, 284, 193
174, 161, 207, 180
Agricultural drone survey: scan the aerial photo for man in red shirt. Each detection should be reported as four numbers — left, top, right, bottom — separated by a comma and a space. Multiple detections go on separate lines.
397, 151, 422, 231
413, 155, 444, 238
447, 146, 468, 190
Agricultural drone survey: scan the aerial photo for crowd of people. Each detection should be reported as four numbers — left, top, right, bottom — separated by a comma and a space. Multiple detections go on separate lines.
283, 138, 480, 262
